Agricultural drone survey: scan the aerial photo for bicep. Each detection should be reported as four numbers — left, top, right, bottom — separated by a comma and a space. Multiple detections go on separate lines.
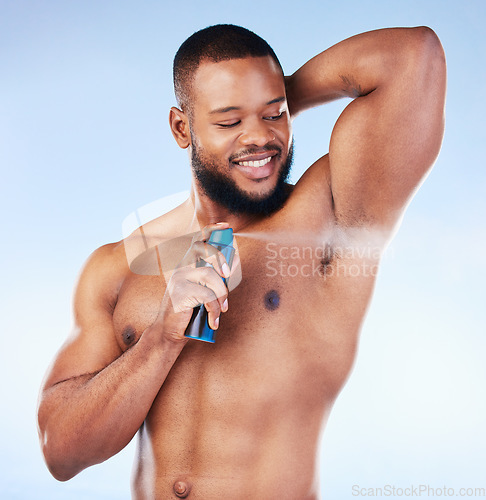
41, 246, 124, 391
329, 29, 446, 227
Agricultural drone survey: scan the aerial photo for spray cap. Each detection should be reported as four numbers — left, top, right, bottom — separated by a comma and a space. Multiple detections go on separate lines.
208, 228, 233, 246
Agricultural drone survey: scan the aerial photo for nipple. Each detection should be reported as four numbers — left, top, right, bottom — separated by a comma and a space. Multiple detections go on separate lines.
122, 325, 136, 346
173, 480, 191, 498
264, 289, 280, 311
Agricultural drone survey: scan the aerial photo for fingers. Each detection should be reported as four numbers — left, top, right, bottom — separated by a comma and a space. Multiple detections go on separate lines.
167, 265, 229, 330
204, 296, 223, 330
196, 222, 232, 279
178, 222, 232, 280
199, 221, 230, 242
191, 241, 231, 279
165, 221, 234, 336
184, 265, 229, 319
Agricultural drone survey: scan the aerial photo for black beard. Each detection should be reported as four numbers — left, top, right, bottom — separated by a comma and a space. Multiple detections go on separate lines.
191, 140, 294, 216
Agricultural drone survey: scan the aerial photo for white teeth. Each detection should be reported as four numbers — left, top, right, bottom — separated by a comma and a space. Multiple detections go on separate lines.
237, 156, 272, 168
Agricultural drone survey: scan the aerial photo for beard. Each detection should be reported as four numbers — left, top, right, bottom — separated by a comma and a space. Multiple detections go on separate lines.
190, 139, 294, 216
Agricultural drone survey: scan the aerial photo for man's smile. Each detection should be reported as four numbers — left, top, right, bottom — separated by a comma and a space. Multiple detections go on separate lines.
232, 154, 278, 180
236, 156, 273, 168
229, 148, 281, 180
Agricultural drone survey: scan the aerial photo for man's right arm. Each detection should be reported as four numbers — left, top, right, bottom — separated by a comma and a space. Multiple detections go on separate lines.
37, 224, 230, 481
36, 242, 187, 481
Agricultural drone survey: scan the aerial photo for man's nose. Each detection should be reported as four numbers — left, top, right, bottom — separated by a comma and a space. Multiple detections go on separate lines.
239, 120, 275, 147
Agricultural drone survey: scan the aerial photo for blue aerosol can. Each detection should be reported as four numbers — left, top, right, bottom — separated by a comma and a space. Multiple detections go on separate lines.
184, 228, 235, 343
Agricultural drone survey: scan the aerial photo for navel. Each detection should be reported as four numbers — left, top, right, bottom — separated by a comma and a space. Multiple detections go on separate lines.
122, 325, 136, 347
264, 289, 280, 311
173, 480, 191, 498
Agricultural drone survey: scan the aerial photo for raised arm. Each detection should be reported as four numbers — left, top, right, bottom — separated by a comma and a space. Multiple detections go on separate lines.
286, 27, 446, 228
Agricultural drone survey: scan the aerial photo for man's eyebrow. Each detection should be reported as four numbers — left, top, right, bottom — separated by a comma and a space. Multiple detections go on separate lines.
209, 97, 286, 115
266, 96, 286, 105
209, 106, 241, 115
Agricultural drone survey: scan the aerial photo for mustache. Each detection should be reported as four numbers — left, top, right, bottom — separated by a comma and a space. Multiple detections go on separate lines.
229, 144, 282, 163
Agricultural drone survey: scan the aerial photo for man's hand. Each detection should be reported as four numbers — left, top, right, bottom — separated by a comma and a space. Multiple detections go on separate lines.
152, 222, 232, 343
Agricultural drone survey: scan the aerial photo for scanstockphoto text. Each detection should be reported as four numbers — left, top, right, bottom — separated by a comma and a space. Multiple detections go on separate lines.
351, 484, 486, 497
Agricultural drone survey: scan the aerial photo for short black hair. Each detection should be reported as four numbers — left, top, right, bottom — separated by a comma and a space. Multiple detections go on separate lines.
173, 24, 283, 112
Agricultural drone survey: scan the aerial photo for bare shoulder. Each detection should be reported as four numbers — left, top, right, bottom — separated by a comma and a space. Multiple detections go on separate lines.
123, 198, 195, 272
40, 241, 130, 390
75, 240, 129, 310
40, 201, 194, 392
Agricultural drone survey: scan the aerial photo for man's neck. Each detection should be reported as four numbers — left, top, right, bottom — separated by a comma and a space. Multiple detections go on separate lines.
188, 186, 263, 233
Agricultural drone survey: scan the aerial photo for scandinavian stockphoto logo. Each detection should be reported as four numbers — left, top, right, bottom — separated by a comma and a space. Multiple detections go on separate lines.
264, 228, 392, 279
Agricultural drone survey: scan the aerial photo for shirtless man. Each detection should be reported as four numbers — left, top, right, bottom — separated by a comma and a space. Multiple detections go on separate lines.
37, 25, 446, 499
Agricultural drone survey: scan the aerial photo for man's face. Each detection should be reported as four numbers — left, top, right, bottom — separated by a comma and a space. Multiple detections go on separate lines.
187, 56, 293, 215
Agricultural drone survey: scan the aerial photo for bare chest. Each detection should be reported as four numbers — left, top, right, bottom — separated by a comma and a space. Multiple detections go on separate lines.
113, 236, 327, 344
112, 236, 372, 395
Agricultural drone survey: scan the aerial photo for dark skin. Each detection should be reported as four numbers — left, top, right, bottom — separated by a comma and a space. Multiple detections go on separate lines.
37, 27, 446, 499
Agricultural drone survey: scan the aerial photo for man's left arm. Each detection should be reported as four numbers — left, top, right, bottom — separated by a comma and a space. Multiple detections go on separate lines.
286, 27, 446, 229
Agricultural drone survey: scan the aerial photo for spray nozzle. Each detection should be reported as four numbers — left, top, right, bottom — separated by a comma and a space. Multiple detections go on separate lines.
208, 228, 233, 247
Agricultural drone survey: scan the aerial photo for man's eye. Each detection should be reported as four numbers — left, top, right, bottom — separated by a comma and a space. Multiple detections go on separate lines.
217, 121, 241, 128
264, 112, 283, 121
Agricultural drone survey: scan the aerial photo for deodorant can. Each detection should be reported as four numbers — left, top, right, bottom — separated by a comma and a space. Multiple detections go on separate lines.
184, 228, 234, 343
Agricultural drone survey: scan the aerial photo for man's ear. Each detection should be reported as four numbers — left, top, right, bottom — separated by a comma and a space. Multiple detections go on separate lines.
169, 107, 191, 149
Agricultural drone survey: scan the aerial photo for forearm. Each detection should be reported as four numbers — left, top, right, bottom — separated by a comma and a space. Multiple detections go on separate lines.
38, 327, 184, 481
286, 26, 438, 116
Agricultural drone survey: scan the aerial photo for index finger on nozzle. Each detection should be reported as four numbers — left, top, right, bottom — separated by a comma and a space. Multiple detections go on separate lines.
201, 222, 230, 242
191, 242, 231, 279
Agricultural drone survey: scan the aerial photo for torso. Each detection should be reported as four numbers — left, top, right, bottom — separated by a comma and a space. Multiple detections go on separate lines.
111, 157, 381, 499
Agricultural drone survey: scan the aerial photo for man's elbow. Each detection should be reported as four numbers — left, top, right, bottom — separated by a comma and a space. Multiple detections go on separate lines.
46, 462, 79, 483
40, 434, 82, 482
38, 421, 90, 482
411, 26, 446, 76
